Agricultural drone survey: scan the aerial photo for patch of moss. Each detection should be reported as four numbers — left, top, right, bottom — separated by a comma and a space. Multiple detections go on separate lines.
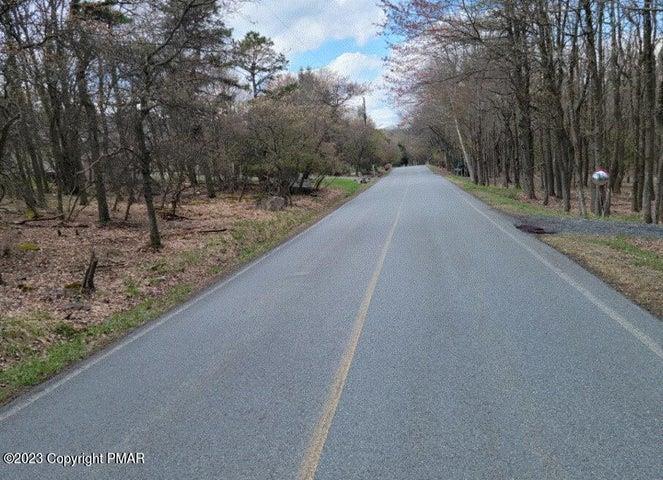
16, 242, 40, 252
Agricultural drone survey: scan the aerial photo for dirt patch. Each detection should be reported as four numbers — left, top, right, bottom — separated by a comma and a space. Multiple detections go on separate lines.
629, 237, 663, 257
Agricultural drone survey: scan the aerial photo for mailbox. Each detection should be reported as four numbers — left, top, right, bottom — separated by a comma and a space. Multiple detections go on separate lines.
591, 170, 609, 186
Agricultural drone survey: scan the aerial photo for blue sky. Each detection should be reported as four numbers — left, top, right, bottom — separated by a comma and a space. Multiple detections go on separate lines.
228, 0, 399, 128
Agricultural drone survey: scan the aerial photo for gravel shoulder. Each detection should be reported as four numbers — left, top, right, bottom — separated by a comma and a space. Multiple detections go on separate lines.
511, 213, 663, 238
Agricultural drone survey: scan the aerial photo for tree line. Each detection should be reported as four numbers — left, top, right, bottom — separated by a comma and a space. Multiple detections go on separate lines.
382, 0, 663, 222
1, 0, 397, 248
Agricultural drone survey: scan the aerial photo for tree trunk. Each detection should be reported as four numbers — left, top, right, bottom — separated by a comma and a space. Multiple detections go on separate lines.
641, 0, 655, 223
76, 52, 110, 225
135, 107, 162, 248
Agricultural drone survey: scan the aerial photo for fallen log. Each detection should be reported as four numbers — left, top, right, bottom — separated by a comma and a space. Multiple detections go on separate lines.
9, 222, 90, 229
12, 215, 62, 225
162, 227, 228, 239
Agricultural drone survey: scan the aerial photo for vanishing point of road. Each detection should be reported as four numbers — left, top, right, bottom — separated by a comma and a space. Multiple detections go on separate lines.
1, 166, 661, 479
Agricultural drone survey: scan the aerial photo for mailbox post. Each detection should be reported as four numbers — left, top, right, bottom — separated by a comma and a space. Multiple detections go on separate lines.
591, 169, 610, 217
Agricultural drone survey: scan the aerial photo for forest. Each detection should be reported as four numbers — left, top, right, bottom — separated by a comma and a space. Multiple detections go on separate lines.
383, 0, 663, 223
0, 0, 397, 248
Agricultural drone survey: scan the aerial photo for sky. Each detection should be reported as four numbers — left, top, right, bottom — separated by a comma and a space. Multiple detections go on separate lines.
227, 0, 399, 128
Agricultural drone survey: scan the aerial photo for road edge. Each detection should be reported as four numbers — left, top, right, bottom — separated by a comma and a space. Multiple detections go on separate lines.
427, 164, 662, 322
0, 178, 381, 414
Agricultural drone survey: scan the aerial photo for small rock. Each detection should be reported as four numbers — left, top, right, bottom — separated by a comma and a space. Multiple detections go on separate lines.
65, 302, 90, 311
257, 196, 286, 211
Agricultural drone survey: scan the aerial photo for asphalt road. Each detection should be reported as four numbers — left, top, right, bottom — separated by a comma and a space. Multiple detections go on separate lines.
1, 166, 661, 479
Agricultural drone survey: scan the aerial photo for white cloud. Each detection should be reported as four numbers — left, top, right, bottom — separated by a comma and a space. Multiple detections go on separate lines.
370, 107, 400, 129
359, 89, 400, 129
228, 0, 385, 55
227, 2, 400, 128
326, 52, 382, 81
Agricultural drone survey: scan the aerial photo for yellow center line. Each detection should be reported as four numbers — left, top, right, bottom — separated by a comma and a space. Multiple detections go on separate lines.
298, 182, 410, 480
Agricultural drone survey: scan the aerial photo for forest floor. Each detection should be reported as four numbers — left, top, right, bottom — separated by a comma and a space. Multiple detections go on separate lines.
430, 165, 663, 318
0, 179, 365, 404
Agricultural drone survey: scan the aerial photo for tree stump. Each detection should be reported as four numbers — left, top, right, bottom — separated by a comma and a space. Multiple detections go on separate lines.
82, 250, 98, 294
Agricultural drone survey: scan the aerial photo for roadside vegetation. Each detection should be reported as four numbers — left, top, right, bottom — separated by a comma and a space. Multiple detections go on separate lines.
442, 170, 641, 222
444, 173, 569, 218
542, 235, 663, 317
429, 166, 662, 318
0, 0, 399, 247
0, 183, 368, 404
320, 177, 368, 196
385, 0, 663, 317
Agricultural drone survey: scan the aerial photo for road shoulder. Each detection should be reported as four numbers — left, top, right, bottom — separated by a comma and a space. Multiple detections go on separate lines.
427, 165, 662, 319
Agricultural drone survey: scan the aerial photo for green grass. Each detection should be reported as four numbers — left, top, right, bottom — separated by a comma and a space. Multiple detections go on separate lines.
146, 245, 213, 280
229, 176, 367, 263
147, 259, 169, 274
123, 278, 141, 298
542, 234, 663, 317
589, 236, 663, 272
0, 311, 55, 360
86, 284, 192, 338
0, 284, 192, 403
231, 209, 317, 262
1, 338, 87, 389
178, 250, 204, 268
322, 177, 363, 195
446, 174, 559, 217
